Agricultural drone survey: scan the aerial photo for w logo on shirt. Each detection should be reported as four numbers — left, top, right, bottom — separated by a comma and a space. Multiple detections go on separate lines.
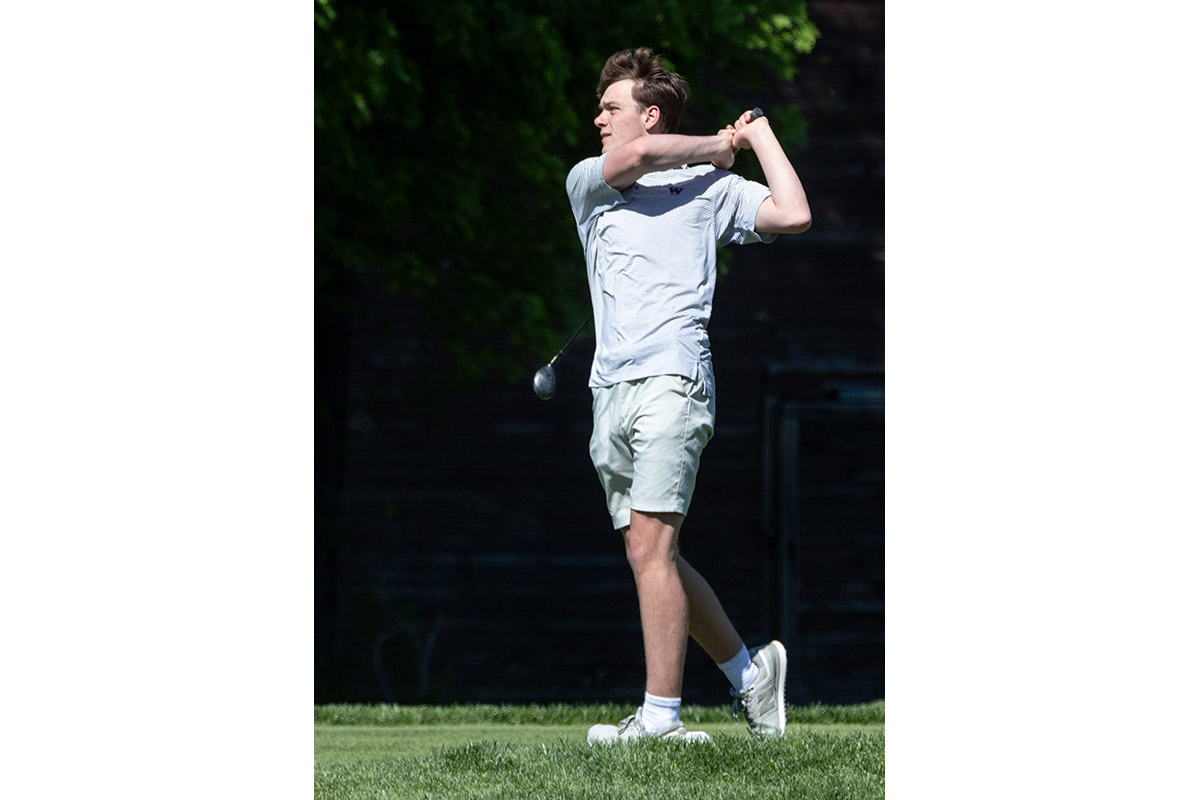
668, 186, 683, 195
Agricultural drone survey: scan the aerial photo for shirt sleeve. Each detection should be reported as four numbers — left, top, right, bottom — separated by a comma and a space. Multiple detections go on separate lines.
713, 174, 778, 246
566, 154, 627, 228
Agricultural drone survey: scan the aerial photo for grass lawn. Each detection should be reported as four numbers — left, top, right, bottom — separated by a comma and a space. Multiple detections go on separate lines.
315, 703, 884, 800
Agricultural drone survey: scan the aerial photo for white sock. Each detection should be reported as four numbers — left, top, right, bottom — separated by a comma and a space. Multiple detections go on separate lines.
717, 645, 760, 694
640, 692, 682, 733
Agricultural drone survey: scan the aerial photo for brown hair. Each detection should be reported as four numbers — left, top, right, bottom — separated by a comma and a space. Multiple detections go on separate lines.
596, 48, 690, 134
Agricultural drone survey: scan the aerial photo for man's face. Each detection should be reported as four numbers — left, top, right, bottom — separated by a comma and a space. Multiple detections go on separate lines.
594, 79, 651, 154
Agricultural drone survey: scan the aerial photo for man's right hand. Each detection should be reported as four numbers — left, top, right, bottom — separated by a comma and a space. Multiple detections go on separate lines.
711, 128, 737, 170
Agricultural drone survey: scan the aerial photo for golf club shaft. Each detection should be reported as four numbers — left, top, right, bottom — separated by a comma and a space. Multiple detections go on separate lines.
549, 314, 593, 367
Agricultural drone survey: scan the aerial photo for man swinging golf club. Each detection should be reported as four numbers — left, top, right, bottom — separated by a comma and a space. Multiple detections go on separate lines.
566, 48, 812, 744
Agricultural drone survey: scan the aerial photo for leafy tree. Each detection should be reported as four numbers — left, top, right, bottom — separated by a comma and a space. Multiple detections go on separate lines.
315, 0, 818, 385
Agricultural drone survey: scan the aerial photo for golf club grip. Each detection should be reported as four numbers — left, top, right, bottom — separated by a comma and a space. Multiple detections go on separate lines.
749, 107, 764, 121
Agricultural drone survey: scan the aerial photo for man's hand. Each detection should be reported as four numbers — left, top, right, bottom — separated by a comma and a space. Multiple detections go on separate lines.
711, 128, 737, 170
731, 108, 769, 152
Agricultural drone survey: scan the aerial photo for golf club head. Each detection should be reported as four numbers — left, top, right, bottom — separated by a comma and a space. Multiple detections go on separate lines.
532, 364, 556, 400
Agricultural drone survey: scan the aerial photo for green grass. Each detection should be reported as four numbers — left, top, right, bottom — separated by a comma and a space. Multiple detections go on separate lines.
315, 703, 884, 800
315, 701, 884, 726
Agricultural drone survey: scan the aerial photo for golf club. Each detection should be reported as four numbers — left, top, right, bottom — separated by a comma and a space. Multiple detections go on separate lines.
531, 108, 765, 400
532, 314, 593, 400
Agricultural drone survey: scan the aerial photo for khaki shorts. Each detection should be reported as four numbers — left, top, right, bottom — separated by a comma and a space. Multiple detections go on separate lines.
589, 375, 716, 530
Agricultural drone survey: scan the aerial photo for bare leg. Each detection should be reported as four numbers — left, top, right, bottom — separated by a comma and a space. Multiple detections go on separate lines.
677, 555, 743, 665
622, 510, 688, 698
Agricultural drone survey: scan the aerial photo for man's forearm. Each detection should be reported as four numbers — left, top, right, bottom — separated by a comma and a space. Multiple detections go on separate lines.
735, 119, 811, 234
604, 133, 733, 190
756, 135, 810, 224
637, 134, 733, 170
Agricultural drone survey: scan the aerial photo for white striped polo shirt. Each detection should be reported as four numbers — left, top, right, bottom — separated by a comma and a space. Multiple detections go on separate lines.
566, 152, 776, 397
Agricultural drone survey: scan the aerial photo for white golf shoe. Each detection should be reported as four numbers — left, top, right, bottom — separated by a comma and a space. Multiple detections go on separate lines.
731, 640, 788, 736
587, 709, 712, 745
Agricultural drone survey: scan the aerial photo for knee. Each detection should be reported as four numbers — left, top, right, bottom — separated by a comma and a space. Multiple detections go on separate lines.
623, 528, 678, 577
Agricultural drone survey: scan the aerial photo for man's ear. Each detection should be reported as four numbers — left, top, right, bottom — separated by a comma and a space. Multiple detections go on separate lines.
643, 105, 662, 133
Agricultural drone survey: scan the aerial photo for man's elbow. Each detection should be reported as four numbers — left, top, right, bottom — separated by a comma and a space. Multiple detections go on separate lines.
779, 208, 812, 235
759, 196, 811, 235
790, 212, 812, 234
625, 137, 653, 169
604, 138, 651, 189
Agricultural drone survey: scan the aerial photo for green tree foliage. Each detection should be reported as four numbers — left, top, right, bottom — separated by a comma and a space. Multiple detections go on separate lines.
315, 0, 818, 384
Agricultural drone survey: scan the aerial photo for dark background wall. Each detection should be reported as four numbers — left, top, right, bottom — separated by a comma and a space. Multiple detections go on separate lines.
315, 0, 883, 707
